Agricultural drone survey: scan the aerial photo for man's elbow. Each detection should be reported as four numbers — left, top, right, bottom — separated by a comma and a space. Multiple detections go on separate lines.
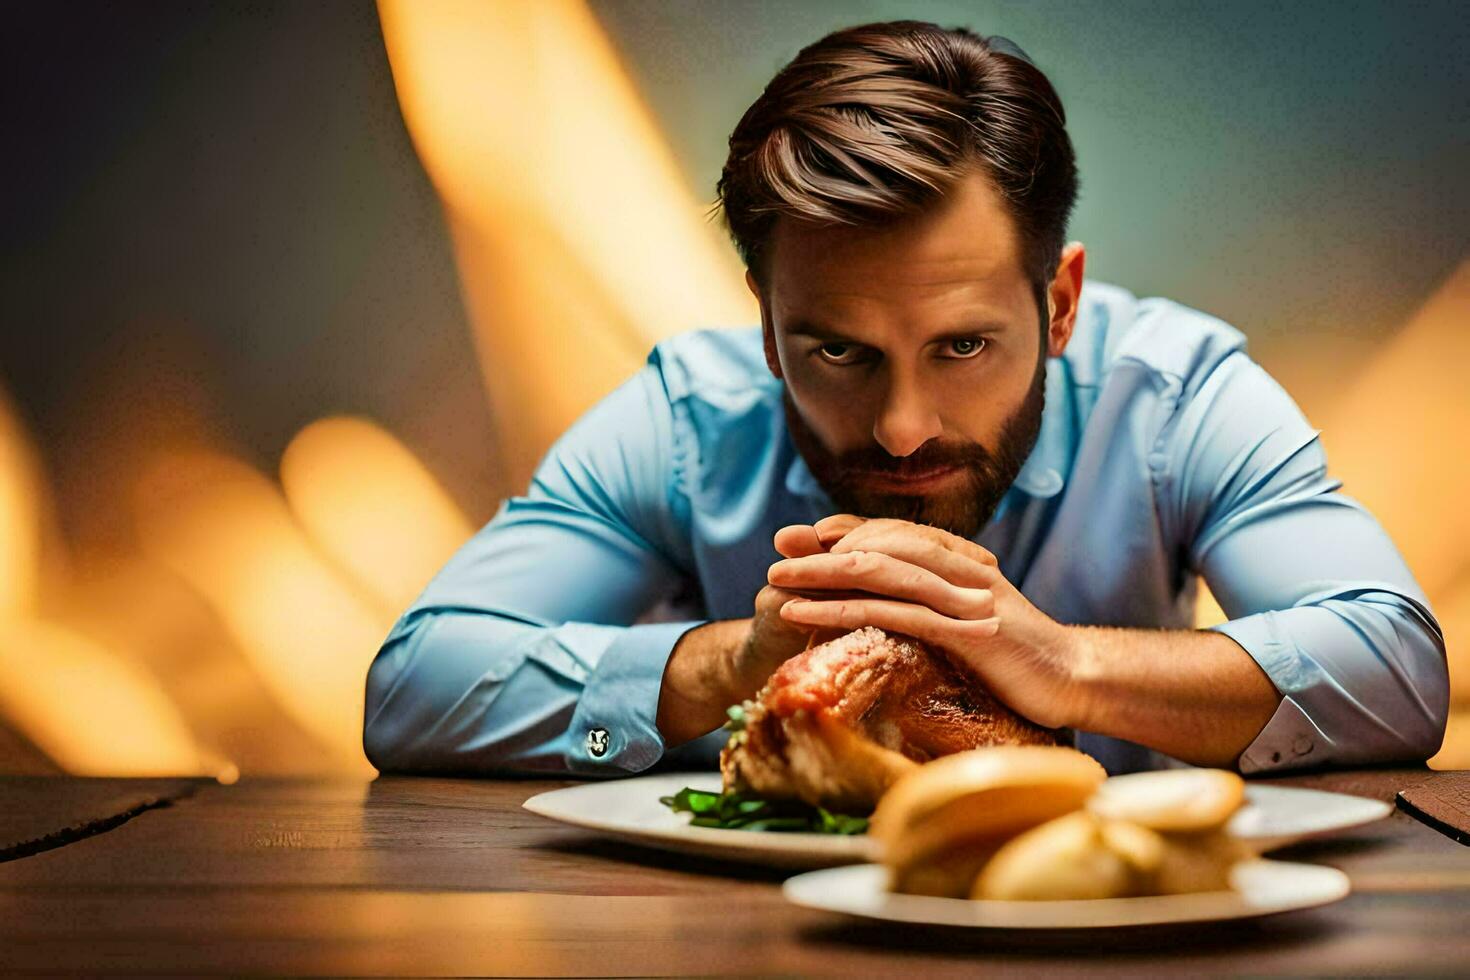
1269, 597, 1450, 771
359, 611, 575, 776
362, 641, 416, 773
1406, 629, 1451, 763
362, 716, 400, 774
362, 702, 407, 775
1370, 611, 1450, 765
1387, 694, 1448, 767
360, 619, 450, 774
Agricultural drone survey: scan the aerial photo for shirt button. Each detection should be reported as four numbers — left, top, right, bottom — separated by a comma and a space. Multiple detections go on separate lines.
1293, 734, 1314, 756
1026, 468, 1063, 496
586, 727, 610, 758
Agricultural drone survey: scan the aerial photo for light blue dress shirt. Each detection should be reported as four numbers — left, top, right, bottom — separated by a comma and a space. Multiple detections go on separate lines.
363, 279, 1448, 778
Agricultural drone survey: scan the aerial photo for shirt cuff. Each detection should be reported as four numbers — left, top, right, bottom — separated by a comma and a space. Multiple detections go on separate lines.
565, 619, 707, 775
1235, 694, 1326, 774
1206, 613, 1326, 773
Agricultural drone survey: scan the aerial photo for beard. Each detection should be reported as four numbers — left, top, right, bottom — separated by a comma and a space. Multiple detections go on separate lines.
781, 352, 1047, 541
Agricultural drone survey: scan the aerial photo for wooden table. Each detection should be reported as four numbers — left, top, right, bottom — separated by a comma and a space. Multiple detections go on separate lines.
1, 768, 1467, 976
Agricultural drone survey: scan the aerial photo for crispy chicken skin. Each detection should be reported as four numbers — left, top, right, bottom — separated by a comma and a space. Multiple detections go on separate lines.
720, 626, 1061, 813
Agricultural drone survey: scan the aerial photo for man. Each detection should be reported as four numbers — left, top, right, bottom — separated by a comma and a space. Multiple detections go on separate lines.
363, 21, 1447, 777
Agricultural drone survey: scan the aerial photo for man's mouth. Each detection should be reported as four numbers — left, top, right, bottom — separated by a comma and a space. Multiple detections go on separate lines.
857, 464, 963, 489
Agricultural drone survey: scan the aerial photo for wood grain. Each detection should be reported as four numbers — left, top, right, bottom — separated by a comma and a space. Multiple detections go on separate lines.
0, 776, 200, 862
0, 770, 1467, 975
1398, 771, 1470, 846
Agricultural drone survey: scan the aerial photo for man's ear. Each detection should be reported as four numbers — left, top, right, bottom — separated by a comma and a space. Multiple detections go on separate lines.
748, 269, 783, 380
1044, 241, 1086, 358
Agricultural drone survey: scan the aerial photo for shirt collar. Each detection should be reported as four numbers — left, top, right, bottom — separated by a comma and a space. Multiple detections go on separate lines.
781, 356, 1072, 504
783, 438, 829, 501
1008, 356, 1071, 499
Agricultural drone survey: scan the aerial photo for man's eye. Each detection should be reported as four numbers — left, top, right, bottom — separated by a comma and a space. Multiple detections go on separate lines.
816, 342, 864, 365
943, 337, 987, 359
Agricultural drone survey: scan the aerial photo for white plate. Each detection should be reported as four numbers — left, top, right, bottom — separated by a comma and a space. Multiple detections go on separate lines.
525, 772, 871, 868
522, 772, 1391, 870
1227, 785, 1393, 851
783, 860, 1350, 928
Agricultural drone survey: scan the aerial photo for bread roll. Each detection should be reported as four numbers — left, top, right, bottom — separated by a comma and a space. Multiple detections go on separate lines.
1086, 768, 1246, 832
972, 810, 1134, 901
870, 745, 1107, 892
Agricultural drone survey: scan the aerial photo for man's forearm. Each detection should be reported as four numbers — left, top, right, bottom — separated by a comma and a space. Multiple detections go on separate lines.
656, 615, 1282, 766
1065, 625, 1281, 768
655, 618, 757, 747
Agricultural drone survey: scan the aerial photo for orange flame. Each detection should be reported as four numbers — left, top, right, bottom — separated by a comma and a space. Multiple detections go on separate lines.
281, 416, 473, 617
377, 0, 755, 487
134, 451, 384, 775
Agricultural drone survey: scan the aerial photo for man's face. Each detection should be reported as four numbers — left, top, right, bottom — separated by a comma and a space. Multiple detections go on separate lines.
751, 168, 1069, 540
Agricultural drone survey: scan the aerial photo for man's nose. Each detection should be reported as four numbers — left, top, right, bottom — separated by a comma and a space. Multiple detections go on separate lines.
872, 371, 943, 457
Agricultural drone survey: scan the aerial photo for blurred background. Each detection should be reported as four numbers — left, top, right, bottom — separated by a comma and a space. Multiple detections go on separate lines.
0, 0, 1465, 779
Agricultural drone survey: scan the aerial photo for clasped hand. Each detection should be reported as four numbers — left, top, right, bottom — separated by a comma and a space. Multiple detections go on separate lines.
767, 515, 1085, 730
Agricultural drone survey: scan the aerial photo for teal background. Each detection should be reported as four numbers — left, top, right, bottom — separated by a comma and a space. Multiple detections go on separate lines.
592, 0, 1467, 407
1, 1, 1463, 530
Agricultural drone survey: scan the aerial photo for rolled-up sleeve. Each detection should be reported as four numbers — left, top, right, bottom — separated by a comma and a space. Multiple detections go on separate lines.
363, 358, 708, 776
1155, 349, 1448, 772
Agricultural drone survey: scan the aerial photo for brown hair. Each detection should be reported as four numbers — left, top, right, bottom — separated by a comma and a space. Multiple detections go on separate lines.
714, 20, 1078, 310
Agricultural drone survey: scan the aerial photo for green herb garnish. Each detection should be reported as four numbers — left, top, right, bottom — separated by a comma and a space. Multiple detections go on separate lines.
659, 786, 868, 835
723, 703, 748, 732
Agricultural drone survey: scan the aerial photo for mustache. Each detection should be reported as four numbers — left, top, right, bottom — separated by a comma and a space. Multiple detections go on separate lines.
837, 443, 994, 479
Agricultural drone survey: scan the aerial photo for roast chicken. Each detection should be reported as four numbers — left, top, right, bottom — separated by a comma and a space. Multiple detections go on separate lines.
720, 626, 1060, 813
